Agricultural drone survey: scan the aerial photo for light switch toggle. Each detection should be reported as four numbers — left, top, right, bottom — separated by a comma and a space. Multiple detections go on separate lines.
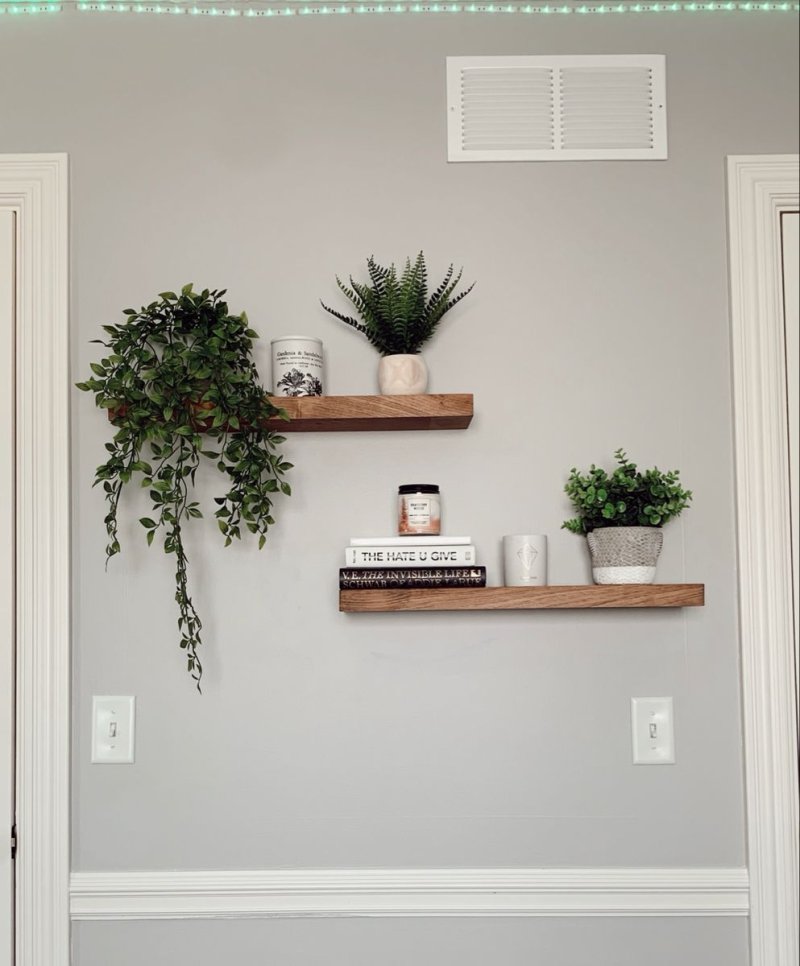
92, 696, 135, 764
631, 697, 675, 765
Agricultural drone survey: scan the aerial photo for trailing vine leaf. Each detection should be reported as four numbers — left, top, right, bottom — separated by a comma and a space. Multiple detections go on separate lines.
320, 252, 475, 355
77, 286, 292, 690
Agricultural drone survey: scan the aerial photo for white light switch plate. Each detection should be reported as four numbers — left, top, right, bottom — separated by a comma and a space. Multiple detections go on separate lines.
631, 696, 675, 765
91, 696, 135, 764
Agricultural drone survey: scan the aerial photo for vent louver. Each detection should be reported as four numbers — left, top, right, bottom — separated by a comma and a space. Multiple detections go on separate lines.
461, 66, 555, 153
447, 55, 667, 162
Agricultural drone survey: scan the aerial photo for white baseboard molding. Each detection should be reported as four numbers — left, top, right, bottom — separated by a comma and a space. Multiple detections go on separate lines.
70, 867, 749, 920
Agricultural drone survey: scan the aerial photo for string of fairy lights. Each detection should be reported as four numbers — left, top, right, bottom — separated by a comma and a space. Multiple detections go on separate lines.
0, 1, 797, 18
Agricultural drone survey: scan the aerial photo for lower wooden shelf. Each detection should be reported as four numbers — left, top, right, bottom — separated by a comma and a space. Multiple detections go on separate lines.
339, 584, 705, 612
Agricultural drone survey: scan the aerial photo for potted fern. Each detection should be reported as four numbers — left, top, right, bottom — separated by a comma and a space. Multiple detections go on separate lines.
76, 285, 293, 689
320, 252, 475, 394
562, 449, 692, 584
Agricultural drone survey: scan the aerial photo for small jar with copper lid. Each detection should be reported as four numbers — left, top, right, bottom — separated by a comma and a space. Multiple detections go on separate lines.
398, 484, 441, 536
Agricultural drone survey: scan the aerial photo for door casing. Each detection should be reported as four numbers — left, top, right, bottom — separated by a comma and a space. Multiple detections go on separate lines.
0, 155, 70, 966
0, 201, 17, 966
727, 154, 800, 966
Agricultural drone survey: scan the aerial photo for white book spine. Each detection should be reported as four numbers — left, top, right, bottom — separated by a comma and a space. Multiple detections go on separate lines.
349, 535, 471, 547
345, 545, 477, 567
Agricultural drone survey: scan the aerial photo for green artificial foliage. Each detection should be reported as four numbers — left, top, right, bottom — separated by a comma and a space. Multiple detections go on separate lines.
562, 449, 692, 535
77, 285, 293, 689
320, 251, 475, 355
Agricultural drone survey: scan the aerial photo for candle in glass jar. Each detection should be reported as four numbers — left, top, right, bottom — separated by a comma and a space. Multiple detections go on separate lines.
398, 484, 441, 536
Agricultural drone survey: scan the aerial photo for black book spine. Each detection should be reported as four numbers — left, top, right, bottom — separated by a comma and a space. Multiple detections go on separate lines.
339, 567, 487, 590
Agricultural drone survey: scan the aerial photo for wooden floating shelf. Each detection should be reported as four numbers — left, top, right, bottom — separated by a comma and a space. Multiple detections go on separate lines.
339, 584, 705, 613
264, 393, 473, 432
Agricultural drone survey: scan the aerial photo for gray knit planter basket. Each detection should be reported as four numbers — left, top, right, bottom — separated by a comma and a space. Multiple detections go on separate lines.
586, 526, 664, 584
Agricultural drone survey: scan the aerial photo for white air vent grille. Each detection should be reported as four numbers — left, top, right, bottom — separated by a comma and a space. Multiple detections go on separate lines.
447, 55, 667, 162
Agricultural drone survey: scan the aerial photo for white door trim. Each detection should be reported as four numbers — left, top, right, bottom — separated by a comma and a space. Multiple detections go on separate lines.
0, 204, 16, 966
727, 154, 800, 966
0, 155, 70, 966
69, 866, 749, 920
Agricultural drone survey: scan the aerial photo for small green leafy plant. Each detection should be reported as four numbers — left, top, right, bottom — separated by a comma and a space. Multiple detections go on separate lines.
562, 449, 692, 534
76, 285, 293, 689
321, 251, 475, 355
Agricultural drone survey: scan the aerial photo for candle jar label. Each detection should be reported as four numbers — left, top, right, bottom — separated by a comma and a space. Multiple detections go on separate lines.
271, 337, 324, 396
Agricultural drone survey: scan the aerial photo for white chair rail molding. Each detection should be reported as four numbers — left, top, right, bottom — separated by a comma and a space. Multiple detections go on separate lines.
69, 867, 749, 920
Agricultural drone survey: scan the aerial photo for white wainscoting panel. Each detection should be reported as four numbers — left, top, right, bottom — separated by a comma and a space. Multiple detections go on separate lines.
70, 868, 749, 920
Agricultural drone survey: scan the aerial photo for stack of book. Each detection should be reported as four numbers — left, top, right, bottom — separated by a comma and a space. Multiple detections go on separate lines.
340, 535, 486, 590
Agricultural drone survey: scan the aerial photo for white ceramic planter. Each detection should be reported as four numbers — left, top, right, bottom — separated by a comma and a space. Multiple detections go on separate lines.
378, 354, 428, 395
586, 526, 663, 584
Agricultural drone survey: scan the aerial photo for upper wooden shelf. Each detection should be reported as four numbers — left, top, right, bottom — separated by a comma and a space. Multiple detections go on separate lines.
339, 584, 705, 613
264, 393, 473, 432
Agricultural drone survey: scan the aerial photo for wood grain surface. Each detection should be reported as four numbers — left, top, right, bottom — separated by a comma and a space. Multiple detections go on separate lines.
265, 393, 473, 431
340, 584, 705, 612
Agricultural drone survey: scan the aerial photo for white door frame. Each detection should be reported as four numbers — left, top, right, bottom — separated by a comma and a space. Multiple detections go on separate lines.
1, 205, 16, 966
727, 154, 799, 966
0, 156, 70, 966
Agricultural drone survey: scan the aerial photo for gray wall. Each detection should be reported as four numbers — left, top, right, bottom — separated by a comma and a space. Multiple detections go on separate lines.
72, 917, 751, 966
2, 9, 798, 965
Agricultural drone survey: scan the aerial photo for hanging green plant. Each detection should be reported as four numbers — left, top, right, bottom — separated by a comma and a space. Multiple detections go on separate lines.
76, 285, 293, 689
